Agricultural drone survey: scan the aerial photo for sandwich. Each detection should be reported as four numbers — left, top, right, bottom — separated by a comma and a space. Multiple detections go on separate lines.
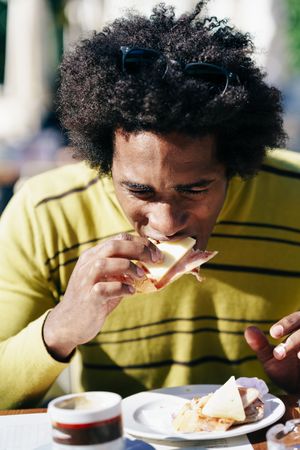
172, 376, 266, 433
135, 237, 217, 293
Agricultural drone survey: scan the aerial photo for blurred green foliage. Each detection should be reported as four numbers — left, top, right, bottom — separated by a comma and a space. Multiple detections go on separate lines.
286, 0, 300, 72
48, 0, 68, 26
48, 0, 68, 63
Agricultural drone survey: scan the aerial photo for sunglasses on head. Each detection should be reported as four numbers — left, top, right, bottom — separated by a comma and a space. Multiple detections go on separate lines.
120, 46, 240, 95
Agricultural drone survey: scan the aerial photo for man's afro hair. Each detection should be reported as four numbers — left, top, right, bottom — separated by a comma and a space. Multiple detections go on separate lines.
58, 0, 286, 178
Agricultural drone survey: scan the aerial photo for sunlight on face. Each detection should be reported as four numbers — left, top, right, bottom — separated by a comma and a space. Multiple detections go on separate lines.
112, 130, 228, 250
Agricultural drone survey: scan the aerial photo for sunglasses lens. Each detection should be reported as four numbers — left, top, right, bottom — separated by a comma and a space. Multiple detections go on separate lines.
184, 63, 228, 93
123, 49, 161, 74
120, 48, 237, 92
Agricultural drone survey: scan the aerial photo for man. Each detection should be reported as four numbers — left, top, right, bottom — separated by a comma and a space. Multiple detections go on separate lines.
0, 1, 299, 409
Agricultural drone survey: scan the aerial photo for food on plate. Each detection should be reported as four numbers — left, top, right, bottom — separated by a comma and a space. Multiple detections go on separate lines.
172, 376, 267, 432
135, 237, 217, 292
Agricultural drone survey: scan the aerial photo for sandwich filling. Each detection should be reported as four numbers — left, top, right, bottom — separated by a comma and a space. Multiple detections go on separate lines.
135, 237, 217, 292
172, 376, 266, 433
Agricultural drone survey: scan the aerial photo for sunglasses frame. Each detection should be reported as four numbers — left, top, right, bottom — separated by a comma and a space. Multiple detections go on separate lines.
120, 46, 165, 73
183, 62, 240, 95
120, 46, 240, 95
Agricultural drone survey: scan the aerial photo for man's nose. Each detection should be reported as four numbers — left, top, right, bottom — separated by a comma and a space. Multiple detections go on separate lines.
148, 202, 188, 237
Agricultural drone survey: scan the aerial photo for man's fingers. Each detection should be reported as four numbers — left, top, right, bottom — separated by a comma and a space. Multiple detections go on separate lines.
244, 326, 274, 364
89, 258, 146, 283
269, 312, 300, 360
78, 234, 164, 274
270, 312, 300, 339
273, 329, 300, 360
92, 281, 135, 300
87, 234, 163, 263
109, 234, 163, 262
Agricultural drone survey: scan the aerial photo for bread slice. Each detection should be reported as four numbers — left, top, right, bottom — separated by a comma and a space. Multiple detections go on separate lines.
135, 237, 217, 293
143, 237, 196, 282
173, 396, 235, 432
172, 377, 264, 433
202, 376, 246, 422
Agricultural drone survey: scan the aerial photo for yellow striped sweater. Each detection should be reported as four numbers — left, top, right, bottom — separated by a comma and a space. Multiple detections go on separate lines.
0, 149, 299, 408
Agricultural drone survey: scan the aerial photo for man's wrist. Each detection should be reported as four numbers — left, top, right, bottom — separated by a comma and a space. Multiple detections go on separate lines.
42, 312, 76, 362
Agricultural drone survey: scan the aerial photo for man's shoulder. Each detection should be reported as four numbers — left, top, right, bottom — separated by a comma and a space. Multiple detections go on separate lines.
21, 162, 103, 207
263, 149, 300, 175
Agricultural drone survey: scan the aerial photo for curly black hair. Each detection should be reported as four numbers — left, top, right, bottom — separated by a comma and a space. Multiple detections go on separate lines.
58, 0, 286, 178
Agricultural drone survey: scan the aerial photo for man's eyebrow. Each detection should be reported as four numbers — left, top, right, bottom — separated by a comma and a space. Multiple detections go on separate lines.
176, 179, 215, 189
121, 179, 215, 190
121, 181, 153, 190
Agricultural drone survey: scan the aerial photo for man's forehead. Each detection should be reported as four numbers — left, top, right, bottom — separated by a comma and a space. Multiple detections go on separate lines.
113, 129, 217, 155
112, 129, 224, 183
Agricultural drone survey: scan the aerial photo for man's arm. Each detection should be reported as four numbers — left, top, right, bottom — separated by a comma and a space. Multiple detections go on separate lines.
0, 184, 68, 408
42, 233, 162, 360
0, 182, 162, 406
0, 313, 70, 408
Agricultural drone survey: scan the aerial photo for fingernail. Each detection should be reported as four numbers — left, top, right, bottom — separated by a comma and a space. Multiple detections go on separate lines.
150, 248, 160, 262
273, 343, 286, 359
270, 324, 284, 338
155, 247, 163, 262
128, 284, 135, 293
297, 351, 300, 360
137, 266, 145, 277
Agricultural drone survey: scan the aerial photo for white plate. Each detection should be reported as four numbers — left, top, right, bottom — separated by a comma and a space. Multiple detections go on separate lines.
122, 384, 285, 443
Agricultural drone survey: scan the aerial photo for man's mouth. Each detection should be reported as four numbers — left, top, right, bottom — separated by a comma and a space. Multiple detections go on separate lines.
146, 234, 191, 243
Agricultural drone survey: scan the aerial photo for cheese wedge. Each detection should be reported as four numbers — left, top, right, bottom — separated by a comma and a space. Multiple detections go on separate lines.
143, 237, 196, 282
202, 376, 246, 421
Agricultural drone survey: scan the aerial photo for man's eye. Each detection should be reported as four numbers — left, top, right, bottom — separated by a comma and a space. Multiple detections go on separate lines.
128, 189, 153, 196
178, 188, 208, 196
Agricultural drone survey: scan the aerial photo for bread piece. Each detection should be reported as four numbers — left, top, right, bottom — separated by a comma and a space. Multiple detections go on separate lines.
134, 237, 217, 292
173, 396, 234, 432
142, 237, 196, 282
172, 377, 264, 434
202, 376, 246, 422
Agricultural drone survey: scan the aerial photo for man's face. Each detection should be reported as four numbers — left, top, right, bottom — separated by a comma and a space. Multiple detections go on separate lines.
112, 130, 227, 250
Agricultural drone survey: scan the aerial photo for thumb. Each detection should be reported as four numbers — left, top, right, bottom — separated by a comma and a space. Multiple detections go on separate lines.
244, 326, 274, 365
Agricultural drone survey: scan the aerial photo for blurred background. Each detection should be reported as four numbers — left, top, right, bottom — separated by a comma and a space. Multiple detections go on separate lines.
0, 0, 300, 214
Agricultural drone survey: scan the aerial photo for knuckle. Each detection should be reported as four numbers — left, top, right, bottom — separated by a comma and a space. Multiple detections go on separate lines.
285, 312, 300, 328
113, 232, 133, 241
93, 281, 123, 298
286, 331, 300, 349
93, 283, 105, 295
94, 258, 106, 272
101, 239, 119, 254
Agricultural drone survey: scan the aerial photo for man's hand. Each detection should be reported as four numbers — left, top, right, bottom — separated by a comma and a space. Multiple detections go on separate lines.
244, 312, 300, 393
43, 233, 162, 360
